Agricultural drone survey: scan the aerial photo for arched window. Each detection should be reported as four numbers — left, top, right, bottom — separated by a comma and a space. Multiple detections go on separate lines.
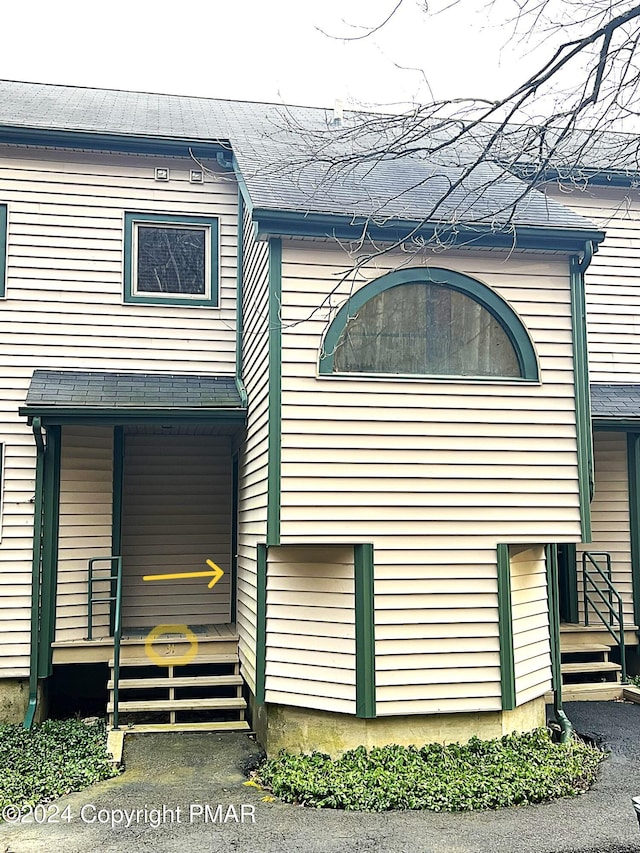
319, 268, 538, 380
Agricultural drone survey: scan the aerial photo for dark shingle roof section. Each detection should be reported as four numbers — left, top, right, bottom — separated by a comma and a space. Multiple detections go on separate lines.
0, 80, 600, 234
591, 384, 640, 418
24, 370, 244, 411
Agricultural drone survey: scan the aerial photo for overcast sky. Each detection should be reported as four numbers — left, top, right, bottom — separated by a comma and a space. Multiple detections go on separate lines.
1, 0, 548, 108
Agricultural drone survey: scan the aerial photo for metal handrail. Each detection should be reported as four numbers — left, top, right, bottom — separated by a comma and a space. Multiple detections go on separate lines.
87, 556, 123, 730
582, 551, 627, 683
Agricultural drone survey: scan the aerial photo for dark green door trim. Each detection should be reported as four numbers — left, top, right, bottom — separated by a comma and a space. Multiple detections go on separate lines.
557, 543, 579, 624
627, 434, 640, 627
38, 425, 61, 678
267, 238, 282, 546
545, 544, 565, 709
255, 543, 267, 704
570, 245, 595, 541
111, 427, 124, 635
25, 418, 45, 728
231, 452, 239, 622
497, 543, 516, 711
354, 543, 376, 718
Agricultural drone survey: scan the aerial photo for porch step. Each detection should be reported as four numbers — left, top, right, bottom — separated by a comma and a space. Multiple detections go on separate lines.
115, 721, 251, 733
561, 661, 621, 675
561, 682, 624, 701
108, 638, 246, 731
561, 643, 610, 657
108, 697, 247, 713
108, 674, 243, 690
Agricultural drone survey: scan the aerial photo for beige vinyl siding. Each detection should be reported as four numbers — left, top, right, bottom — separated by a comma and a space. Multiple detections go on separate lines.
546, 185, 640, 382
279, 242, 579, 716
265, 545, 356, 713
121, 434, 232, 629
0, 144, 238, 675
510, 545, 551, 706
55, 427, 113, 643
577, 431, 634, 624
236, 203, 270, 692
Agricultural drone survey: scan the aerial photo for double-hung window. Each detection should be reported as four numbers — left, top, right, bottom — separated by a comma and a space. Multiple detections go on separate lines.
124, 212, 219, 307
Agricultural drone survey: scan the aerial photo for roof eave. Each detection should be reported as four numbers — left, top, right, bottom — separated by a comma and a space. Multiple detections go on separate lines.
0, 124, 232, 158
251, 208, 605, 252
19, 405, 248, 426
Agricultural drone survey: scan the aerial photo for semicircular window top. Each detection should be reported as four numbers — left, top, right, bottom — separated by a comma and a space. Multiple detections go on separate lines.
319, 268, 538, 381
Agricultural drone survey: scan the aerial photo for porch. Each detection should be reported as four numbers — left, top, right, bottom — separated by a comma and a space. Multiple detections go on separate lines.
21, 369, 248, 730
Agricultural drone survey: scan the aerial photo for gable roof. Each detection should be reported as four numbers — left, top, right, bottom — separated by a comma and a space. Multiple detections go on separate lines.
0, 79, 602, 244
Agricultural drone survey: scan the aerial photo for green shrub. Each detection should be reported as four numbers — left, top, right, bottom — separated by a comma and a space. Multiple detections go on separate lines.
0, 718, 119, 817
258, 728, 604, 812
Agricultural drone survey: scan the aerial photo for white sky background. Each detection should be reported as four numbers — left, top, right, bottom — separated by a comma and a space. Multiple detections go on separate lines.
0, 0, 551, 109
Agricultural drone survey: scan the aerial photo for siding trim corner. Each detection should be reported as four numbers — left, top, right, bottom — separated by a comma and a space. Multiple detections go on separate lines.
354, 543, 376, 718
255, 543, 267, 705
627, 433, 640, 627
267, 239, 282, 546
497, 543, 516, 711
570, 245, 595, 541
0, 203, 6, 298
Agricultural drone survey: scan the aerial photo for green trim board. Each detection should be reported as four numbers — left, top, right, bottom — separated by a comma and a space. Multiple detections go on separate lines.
255, 543, 267, 705
231, 452, 239, 622
111, 427, 124, 635
123, 212, 220, 307
627, 434, 640, 628
0, 203, 6, 298
320, 267, 539, 380
496, 544, 516, 711
20, 409, 247, 426
570, 246, 595, 540
545, 544, 564, 703
236, 189, 245, 387
267, 238, 282, 546
38, 425, 61, 678
253, 208, 605, 254
594, 419, 640, 432
25, 418, 45, 729
354, 543, 376, 718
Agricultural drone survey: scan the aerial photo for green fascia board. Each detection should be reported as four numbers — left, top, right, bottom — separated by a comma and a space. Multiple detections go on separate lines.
123, 211, 220, 308
267, 239, 282, 547
354, 543, 376, 718
20, 408, 247, 426
232, 156, 255, 216
570, 251, 594, 539
0, 124, 229, 159
252, 208, 605, 253
320, 266, 539, 380
0, 204, 6, 298
627, 435, 640, 627
497, 543, 516, 711
593, 418, 640, 431
255, 543, 267, 705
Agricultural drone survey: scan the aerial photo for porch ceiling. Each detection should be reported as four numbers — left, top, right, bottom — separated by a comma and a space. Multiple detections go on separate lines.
19, 369, 247, 426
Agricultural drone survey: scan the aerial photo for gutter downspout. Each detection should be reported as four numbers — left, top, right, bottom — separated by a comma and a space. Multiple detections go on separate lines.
24, 417, 45, 729
546, 543, 572, 743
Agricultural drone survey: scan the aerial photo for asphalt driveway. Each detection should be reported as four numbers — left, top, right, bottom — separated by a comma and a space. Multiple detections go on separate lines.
1, 702, 640, 853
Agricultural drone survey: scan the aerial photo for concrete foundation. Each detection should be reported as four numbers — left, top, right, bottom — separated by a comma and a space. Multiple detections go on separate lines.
0, 678, 30, 724
253, 696, 547, 757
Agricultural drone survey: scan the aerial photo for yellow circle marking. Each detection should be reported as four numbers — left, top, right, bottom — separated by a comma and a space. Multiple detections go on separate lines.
144, 623, 199, 667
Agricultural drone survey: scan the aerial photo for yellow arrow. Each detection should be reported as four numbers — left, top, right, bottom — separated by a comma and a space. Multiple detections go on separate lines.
143, 559, 224, 590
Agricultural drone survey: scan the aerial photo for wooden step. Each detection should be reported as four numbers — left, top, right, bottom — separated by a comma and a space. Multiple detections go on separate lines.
561, 643, 611, 655
108, 674, 243, 690
108, 697, 246, 713
115, 721, 251, 733
560, 682, 624, 701
109, 654, 239, 667
561, 661, 621, 675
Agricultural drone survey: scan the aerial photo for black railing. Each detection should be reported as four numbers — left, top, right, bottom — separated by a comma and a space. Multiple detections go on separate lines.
582, 551, 627, 683
88, 556, 123, 729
